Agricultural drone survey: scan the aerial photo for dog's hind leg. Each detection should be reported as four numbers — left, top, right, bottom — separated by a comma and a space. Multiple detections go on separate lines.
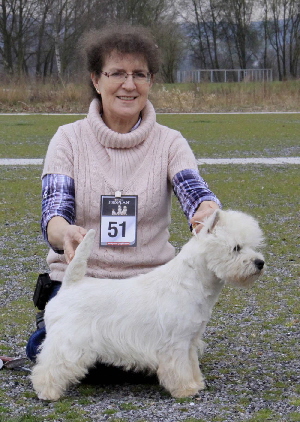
157, 348, 205, 398
31, 337, 97, 400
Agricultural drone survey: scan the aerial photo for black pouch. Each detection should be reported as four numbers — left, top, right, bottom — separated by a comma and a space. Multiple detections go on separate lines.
33, 273, 53, 310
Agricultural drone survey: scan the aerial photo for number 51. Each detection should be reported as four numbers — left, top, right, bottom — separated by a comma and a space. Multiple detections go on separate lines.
108, 221, 126, 238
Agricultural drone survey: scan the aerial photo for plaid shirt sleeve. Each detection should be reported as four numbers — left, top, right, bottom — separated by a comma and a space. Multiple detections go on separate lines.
41, 174, 76, 253
172, 169, 222, 223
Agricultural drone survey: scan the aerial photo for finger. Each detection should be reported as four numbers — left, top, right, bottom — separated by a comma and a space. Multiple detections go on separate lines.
64, 227, 84, 247
72, 231, 85, 245
191, 208, 214, 224
77, 227, 88, 241
191, 221, 203, 228
64, 242, 75, 264
191, 221, 204, 233
64, 227, 87, 262
192, 225, 201, 234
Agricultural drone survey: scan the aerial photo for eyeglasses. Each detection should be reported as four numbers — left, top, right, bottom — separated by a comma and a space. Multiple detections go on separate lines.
101, 71, 152, 84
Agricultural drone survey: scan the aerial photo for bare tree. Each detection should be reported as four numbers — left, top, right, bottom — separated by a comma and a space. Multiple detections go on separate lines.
0, 0, 39, 74
222, 0, 258, 69
178, 0, 259, 73
155, 19, 185, 83
179, 0, 221, 68
266, 0, 289, 79
262, 0, 300, 80
289, 2, 300, 78
260, 0, 269, 69
0, 0, 14, 73
35, 0, 54, 77
0, 0, 198, 81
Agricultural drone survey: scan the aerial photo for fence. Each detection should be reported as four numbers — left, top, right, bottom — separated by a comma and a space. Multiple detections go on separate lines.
176, 69, 273, 83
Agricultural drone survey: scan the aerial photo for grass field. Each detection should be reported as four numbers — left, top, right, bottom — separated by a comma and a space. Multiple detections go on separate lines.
0, 114, 299, 422
0, 113, 299, 159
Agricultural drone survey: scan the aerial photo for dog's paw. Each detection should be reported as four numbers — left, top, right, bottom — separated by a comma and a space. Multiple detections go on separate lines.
36, 388, 61, 401
170, 382, 205, 398
196, 340, 207, 357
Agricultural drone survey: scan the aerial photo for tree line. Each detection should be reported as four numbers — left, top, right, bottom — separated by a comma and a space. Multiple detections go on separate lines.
179, 0, 300, 81
0, 0, 299, 82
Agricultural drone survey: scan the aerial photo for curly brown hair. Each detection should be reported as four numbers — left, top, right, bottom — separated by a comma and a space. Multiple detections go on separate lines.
81, 25, 160, 99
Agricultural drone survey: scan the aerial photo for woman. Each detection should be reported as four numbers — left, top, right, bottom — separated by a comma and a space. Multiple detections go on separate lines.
26, 25, 221, 363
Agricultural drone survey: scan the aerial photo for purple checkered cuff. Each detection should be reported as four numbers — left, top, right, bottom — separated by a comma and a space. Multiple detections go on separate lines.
41, 174, 75, 253
172, 169, 222, 222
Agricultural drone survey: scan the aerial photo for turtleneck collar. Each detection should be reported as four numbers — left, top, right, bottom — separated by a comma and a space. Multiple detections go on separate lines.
87, 98, 156, 149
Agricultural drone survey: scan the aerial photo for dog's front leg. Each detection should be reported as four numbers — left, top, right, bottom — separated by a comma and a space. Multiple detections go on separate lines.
189, 344, 205, 389
157, 348, 205, 398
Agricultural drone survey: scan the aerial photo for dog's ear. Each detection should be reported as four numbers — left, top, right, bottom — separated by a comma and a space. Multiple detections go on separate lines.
207, 210, 221, 234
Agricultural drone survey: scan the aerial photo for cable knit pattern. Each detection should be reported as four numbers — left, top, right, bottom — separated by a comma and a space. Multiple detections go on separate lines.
42, 99, 198, 281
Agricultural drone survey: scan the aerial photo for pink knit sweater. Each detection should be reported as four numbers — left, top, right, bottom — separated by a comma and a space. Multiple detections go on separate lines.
42, 99, 198, 280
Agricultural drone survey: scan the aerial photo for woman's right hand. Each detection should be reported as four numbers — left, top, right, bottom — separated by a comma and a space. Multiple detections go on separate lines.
62, 225, 88, 263
47, 217, 87, 263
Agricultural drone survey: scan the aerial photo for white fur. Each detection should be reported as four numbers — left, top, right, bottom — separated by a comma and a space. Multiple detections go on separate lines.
31, 210, 265, 400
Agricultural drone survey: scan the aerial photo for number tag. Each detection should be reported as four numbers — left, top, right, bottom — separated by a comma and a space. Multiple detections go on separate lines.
100, 195, 138, 246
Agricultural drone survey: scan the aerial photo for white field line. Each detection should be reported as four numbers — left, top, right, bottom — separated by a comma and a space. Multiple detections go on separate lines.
0, 159, 44, 165
159, 112, 300, 115
197, 157, 300, 165
0, 157, 299, 166
0, 113, 87, 116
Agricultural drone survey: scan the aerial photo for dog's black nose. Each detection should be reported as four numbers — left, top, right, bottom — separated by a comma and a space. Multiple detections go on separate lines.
254, 259, 264, 270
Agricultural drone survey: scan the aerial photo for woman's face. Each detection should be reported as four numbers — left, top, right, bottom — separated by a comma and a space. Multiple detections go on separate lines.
91, 51, 153, 133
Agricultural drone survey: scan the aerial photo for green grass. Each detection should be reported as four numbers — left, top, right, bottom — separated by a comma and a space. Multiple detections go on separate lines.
157, 113, 300, 158
0, 115, 83, 158
102, 408, 118, 415
1, 113, 299, 158
0, 113, 299, 421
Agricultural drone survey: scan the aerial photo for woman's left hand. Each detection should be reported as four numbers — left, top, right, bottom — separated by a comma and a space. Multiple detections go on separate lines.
190, 201, 220, 233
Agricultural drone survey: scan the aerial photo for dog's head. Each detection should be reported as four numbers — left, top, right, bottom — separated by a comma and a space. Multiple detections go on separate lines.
197, 210, 265, 288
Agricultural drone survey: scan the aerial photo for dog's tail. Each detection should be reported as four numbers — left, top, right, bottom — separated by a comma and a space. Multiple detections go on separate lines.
62, 229, 96, 287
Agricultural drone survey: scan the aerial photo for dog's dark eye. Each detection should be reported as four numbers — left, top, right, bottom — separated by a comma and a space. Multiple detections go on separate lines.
233, 245, 241, 252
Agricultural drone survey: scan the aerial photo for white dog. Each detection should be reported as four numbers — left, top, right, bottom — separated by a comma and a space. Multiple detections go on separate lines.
31, 210, 265, 401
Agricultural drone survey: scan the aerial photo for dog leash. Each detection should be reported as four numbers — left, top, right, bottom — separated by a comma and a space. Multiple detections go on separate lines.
0, 356, 32, 373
